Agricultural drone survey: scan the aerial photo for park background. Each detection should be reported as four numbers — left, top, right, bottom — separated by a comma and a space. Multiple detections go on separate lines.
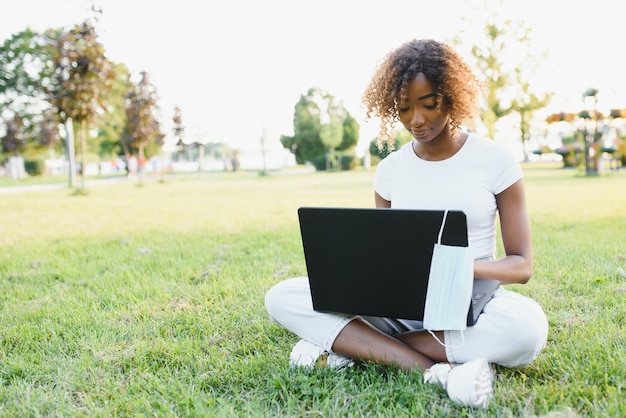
1, 0, 626, 178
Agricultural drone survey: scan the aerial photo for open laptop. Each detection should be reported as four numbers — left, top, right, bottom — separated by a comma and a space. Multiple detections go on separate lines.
297, 207, 501, 326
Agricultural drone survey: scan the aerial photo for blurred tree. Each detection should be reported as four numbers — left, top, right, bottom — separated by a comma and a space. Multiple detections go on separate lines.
0, 29, 56, 151
94, 62, 132, 162
1, 114, 26, 156
319, 96, 343, 170
511, 67, 553, 161
172, 105, 185, 143
38, 111, 62, 158
281, 87, 358, 169
122, 71, 163, 180
470, 20, 513, 139
456, 0, 552, 147
340, 113, 359, 149
49, 21, 115, 189
172, 105, 186, 160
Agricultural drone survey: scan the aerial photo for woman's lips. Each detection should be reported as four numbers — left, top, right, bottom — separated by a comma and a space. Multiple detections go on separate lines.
412, 129, 428, 138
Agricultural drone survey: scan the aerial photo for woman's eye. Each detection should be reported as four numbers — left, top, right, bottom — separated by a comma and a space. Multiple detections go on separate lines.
425, 104, 437, 110
398, 107, 409, 113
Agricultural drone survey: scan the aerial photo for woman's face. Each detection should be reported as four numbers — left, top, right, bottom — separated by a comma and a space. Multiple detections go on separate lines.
397, 73, 450, 144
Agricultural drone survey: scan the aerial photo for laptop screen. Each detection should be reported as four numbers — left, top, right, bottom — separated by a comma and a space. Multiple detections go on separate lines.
298, 207, 468, 320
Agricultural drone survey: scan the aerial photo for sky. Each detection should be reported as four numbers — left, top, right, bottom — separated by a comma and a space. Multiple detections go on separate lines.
2, 0, 625, 153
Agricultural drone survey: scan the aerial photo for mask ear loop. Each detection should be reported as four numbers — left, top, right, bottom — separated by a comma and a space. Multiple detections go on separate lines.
427, 209, 466, 348
429, 329, 465, 347
437, 209, 448, 244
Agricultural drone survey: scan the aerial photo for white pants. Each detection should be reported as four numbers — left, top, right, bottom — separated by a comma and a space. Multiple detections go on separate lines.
265, 276, 548, 367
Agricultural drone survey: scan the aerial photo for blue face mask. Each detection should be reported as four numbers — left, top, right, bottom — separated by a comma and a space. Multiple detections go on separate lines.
423, 210, 474, 346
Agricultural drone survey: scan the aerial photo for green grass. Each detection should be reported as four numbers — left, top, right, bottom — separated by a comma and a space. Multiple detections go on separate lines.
0, 166, 624, 417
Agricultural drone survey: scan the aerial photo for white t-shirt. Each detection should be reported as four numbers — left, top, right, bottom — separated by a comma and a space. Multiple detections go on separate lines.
374, 133, 523, 259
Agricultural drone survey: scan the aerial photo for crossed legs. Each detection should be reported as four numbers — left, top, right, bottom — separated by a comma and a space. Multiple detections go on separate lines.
331, 318, 447, 370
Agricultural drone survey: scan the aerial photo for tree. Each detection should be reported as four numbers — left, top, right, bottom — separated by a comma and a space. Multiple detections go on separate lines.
122, 71, 163, 181
0, 29, 56, 153
172, 105, 185, 143
94, 62, 132, 162
456, 1, 551, 147
281, 87, 358, 169
38, 111, 62, 158
0, 114, 27, 178
339, 113, 359, 152
172, 105, 186, 160
281, 90, 324, 164
510, 68, 553, 161
1, 114, 25, 156
454, 0, 551, 142
49, 21, 115, 189
319, 96, 343, 170
469, 20, 513, 139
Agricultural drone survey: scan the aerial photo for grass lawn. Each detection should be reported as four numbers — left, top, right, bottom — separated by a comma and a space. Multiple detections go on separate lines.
0, 165, 624, 417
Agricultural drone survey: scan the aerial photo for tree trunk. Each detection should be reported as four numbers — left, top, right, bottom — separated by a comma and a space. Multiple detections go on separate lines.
81, 118, 87, 189
65, 118, 76, 188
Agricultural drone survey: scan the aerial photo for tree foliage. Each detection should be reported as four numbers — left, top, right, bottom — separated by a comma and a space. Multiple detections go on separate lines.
94, 62, 132, 159
49, 22, 114, 124
470, 21, 513, 139
48, 21, 115, 186
1, 115, 25, 156
122, 71, 163, 161
511, 68, 553, 161
340, 113, 359, 152
0, 29, 56, 148
457, 1, 552, 147
281, 87, 358, 169
38, 111, 61, 151
172, 105, 185, 144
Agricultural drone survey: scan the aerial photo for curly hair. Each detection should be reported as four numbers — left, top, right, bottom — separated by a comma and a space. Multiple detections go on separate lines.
362, 39, 483, 150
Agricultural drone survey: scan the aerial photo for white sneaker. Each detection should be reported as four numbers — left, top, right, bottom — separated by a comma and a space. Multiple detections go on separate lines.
423, 362, 452, 386
424, 358, 494, 409
289, 339, 354, 369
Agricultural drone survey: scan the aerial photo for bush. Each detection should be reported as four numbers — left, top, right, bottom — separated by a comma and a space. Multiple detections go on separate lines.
24, 159, 45, 176
338, 153, 358, 170
554, 143, 583, 168
309, 152, 359, 171
309, 154, 326, 171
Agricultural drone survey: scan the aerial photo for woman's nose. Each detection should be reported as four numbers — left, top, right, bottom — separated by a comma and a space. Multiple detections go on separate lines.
411, 109, 425, 125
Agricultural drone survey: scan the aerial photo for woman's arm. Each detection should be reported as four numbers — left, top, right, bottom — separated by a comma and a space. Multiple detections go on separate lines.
474, 179, 533, 285
375, 192, 392, 208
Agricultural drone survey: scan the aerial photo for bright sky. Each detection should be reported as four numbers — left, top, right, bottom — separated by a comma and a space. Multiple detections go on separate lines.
3, 0, 625, 152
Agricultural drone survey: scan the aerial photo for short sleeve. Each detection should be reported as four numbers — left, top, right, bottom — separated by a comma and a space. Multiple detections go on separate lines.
374, 155, 393, 201
492, 145, 524, 195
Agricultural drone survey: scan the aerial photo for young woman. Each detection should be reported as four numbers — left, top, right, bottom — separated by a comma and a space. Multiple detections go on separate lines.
265, 38, 548, 409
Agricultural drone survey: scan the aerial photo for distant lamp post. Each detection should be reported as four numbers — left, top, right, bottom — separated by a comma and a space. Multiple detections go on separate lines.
260, 127, 268, 176
581, 88, 601, 175
546, 89, 605, 175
